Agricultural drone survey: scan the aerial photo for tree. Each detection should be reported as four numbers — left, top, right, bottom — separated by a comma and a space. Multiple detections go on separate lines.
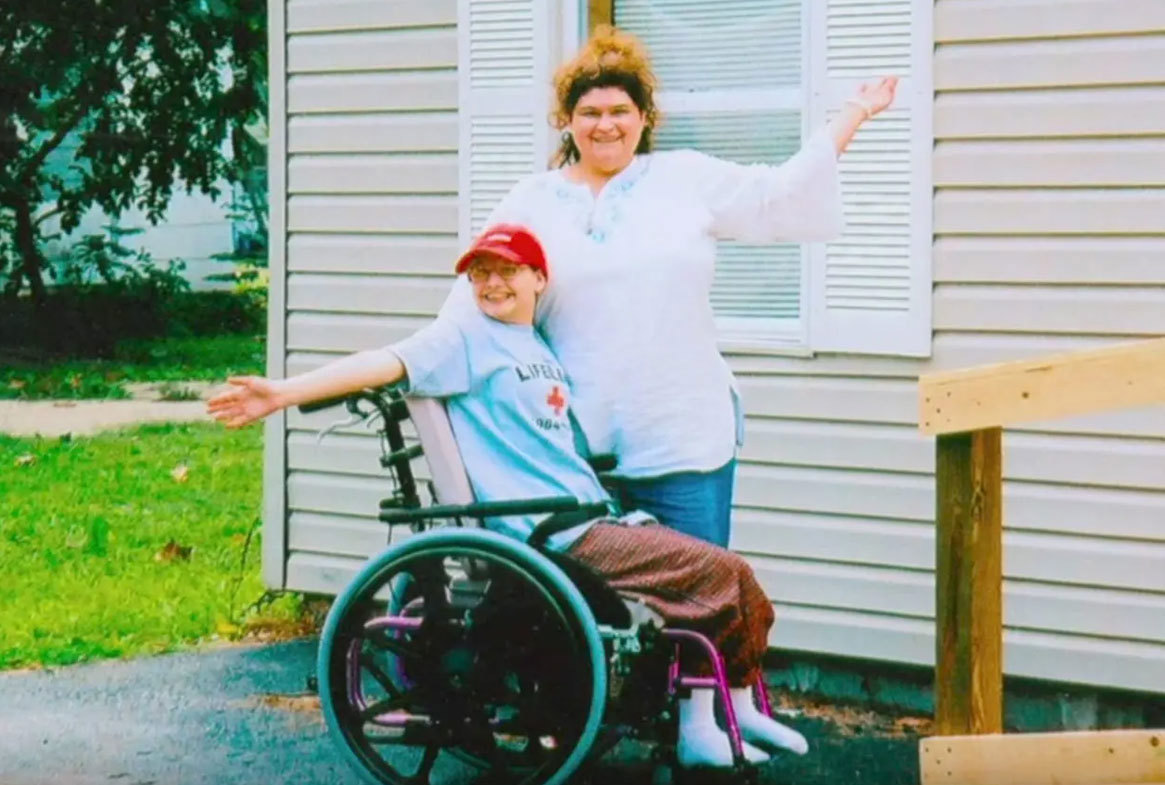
0, 0, 266, 305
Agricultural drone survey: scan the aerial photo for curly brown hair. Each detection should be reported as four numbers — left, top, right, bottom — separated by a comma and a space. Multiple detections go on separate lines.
550, 25, 660, 168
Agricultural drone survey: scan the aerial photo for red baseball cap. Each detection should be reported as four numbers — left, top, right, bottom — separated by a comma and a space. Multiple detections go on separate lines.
454, 224, 549, 279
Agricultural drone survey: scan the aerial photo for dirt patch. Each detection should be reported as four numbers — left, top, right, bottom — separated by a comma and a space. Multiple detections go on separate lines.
235, 597, 329, 644
771, 692, 934, 738
233, 692, 325, 731
248, 693, 322, 714
239, 616, 321, 644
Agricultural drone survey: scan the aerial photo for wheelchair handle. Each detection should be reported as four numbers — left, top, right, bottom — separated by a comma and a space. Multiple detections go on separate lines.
299, 387, 424, 512
297, 388, 409, 421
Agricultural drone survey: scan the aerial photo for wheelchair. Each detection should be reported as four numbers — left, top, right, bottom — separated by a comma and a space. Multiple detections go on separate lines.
305, 388, 776, 785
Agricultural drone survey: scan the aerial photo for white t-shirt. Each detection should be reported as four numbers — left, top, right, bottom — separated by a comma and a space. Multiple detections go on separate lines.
440, 129, 843, 478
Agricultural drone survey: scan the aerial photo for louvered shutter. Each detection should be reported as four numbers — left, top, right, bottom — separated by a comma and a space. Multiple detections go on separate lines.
806, 0, 932, 356
458, 0, 557, 243
615, 0, 806, 338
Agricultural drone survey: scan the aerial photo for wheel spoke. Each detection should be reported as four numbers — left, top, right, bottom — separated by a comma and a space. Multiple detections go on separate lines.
406, 744, 440, 785
365, 722, 437, 746
359, 651, 402, 697
368, 629, 425, 666
360, 686, 422, 722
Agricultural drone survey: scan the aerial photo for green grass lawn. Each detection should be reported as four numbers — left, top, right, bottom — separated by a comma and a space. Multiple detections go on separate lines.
0, 334, 266, 400
0, 421, 304, 670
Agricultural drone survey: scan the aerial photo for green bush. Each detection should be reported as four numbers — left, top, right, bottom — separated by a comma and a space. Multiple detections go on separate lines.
0, 224, 267, 359
0, 334, 267, 400
162, 288, 266, 337
0, 288, 266, 359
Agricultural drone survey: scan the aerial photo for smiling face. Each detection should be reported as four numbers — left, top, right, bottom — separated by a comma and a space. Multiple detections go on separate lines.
466, 253, 547, 326
569, 86, 647, 177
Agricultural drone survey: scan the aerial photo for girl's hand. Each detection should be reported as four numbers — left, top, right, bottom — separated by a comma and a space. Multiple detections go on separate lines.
207, 376, 285, 428
849, 76, 898, 120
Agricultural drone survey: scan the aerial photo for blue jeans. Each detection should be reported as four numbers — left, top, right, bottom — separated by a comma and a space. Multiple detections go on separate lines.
608, 459, 736, 547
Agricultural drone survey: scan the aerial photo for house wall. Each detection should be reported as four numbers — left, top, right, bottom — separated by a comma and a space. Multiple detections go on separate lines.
275, 0, 459, 592
269, 0, 1165, 693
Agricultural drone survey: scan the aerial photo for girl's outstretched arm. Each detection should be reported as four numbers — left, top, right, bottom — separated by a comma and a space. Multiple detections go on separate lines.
207, 348, 405, 428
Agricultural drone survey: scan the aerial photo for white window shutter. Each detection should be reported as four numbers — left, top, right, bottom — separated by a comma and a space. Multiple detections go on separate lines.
457, 0, 557, 244
807, 0, 933, 357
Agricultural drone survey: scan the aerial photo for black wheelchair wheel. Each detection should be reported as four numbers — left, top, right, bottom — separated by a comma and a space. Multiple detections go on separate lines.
318, 529, 608, 785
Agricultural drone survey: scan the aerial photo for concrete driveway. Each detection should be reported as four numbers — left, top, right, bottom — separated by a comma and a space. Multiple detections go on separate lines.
0, 639, 920, 785
0, 399, 211, 438
0, 640, 357, 785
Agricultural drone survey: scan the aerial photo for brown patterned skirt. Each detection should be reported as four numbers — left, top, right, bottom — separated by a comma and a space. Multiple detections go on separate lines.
566, 520, 774, 686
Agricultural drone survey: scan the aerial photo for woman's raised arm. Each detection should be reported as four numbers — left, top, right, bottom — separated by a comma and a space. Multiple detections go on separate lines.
680, 76, 898, 244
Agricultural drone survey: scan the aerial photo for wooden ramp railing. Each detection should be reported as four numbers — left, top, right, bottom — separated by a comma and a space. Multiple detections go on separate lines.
916, 337, 1165, 785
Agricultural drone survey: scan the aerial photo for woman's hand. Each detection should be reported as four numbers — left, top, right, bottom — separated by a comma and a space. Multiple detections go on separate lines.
831, 75, 899, 155
851, 76, 898, 119
207, 376, 286, 428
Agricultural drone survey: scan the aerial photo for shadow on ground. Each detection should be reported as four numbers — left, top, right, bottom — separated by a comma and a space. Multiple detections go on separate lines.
0, 639, 921, 785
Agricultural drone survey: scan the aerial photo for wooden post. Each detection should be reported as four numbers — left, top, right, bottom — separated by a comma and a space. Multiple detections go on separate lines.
588, 0, 613, 31
935, 427, 1004, 735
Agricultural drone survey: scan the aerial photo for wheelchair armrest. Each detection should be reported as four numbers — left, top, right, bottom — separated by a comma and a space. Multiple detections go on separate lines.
296, 394, 349, 414
378, 495, 607, 526
526, 503, 611, 550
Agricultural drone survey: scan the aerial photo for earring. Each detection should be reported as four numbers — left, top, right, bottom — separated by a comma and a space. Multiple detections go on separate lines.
561, 130, 573, 145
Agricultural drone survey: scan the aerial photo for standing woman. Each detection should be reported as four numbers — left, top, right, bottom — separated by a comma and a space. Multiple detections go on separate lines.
442, 26, 896, 547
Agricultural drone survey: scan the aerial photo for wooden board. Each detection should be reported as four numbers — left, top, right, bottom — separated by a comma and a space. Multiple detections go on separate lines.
919, 337, 1165, 435
920, 729, 1165, 785
588, 0, 613, 30
934, 430, 1003, 735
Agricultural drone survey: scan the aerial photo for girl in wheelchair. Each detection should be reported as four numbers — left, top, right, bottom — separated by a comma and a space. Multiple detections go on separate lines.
209, 225, 807, 780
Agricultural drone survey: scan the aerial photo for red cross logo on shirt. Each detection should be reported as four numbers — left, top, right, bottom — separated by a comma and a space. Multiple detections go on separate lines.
546, 385, 566, 416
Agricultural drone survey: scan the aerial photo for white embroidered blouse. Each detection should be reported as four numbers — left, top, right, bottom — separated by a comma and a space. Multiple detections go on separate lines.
439, 128, 844, 479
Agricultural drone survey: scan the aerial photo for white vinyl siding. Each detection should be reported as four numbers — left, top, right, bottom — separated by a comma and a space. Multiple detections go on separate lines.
927, 2, 1165, 695
274, 0, 459, 590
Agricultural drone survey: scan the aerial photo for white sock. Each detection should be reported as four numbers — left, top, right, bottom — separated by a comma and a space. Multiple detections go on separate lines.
729, 686, 809, 756
677, 688, 770, 768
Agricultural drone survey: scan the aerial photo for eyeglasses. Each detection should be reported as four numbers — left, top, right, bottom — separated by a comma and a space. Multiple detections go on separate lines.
466, 264, 522, 284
